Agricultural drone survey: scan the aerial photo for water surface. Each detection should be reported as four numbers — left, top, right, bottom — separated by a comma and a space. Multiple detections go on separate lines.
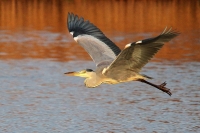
0, 60, 199, 132
0, 0, 199, 132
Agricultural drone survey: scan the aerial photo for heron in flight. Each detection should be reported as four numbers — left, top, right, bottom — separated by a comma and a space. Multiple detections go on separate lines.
65, 13, 179, 96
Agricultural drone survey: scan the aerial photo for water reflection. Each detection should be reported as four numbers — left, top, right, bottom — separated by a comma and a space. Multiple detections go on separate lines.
0, 0, 199, 61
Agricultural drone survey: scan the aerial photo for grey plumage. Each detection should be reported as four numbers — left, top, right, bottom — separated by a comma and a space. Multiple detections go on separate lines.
68, 13, 121, 54
104, 28, 180, 80
65, 13, 180, 96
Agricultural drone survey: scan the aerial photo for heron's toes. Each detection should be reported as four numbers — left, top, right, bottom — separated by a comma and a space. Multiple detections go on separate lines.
158, 85, 170, 91
165, 90, 172, 96
160, 82, 167, 87
158, 83, 172, 96
161, 87, 171, 96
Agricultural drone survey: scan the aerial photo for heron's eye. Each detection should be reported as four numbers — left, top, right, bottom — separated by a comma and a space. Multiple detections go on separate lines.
86, 69, 93, 72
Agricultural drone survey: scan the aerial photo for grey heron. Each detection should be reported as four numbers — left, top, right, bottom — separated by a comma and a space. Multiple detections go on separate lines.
65, 13, 180, 96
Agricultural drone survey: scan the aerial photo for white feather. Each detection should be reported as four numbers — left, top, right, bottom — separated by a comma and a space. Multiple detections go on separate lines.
70, 32, 74, 35
102, 68, 107, 75
125, 43, 131, 48
136, 40, 142, 44
74, 36, 78, 42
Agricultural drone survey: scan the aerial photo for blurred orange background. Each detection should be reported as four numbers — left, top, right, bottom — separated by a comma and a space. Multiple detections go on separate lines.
0, 0, 199, 62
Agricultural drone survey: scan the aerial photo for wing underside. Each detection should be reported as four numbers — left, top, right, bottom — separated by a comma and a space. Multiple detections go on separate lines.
67, 13, 121, 66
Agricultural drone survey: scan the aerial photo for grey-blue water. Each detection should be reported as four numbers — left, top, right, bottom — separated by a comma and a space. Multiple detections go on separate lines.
0, 59, 199, 133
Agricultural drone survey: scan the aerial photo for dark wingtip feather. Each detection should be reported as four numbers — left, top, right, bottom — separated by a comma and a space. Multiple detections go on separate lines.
138, 27, 180, 45
161, 27, 180, 37
157, 27, 180, 43
67, 12, 121, 56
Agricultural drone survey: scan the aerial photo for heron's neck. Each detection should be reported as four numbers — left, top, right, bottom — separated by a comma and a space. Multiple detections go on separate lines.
84, 73, 102, 87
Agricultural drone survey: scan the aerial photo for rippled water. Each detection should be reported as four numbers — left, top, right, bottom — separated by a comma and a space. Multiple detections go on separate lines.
0, 60, 199, 132
0, 0, 200, 132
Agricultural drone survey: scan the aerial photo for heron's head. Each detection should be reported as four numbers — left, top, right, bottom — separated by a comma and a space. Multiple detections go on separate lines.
64, 69, 94, 78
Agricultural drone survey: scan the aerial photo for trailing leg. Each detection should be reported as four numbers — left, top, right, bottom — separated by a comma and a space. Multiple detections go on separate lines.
138, 79, 172, 96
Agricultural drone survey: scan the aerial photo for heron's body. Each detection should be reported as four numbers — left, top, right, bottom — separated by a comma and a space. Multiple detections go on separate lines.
84, 67, 147, 87
65, 13, 180, 96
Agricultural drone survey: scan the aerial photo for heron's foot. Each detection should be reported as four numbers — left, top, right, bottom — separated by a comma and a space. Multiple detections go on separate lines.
160, 82, 167, 87
139, 79, 172, 96
158, 82, 172, 96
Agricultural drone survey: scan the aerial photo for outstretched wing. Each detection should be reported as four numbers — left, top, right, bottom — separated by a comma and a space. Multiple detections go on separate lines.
104, 28, 180, 77
67, 13, 121, 66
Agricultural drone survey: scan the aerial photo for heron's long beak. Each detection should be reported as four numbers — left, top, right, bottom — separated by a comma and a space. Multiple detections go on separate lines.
64, 71, 79, 76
